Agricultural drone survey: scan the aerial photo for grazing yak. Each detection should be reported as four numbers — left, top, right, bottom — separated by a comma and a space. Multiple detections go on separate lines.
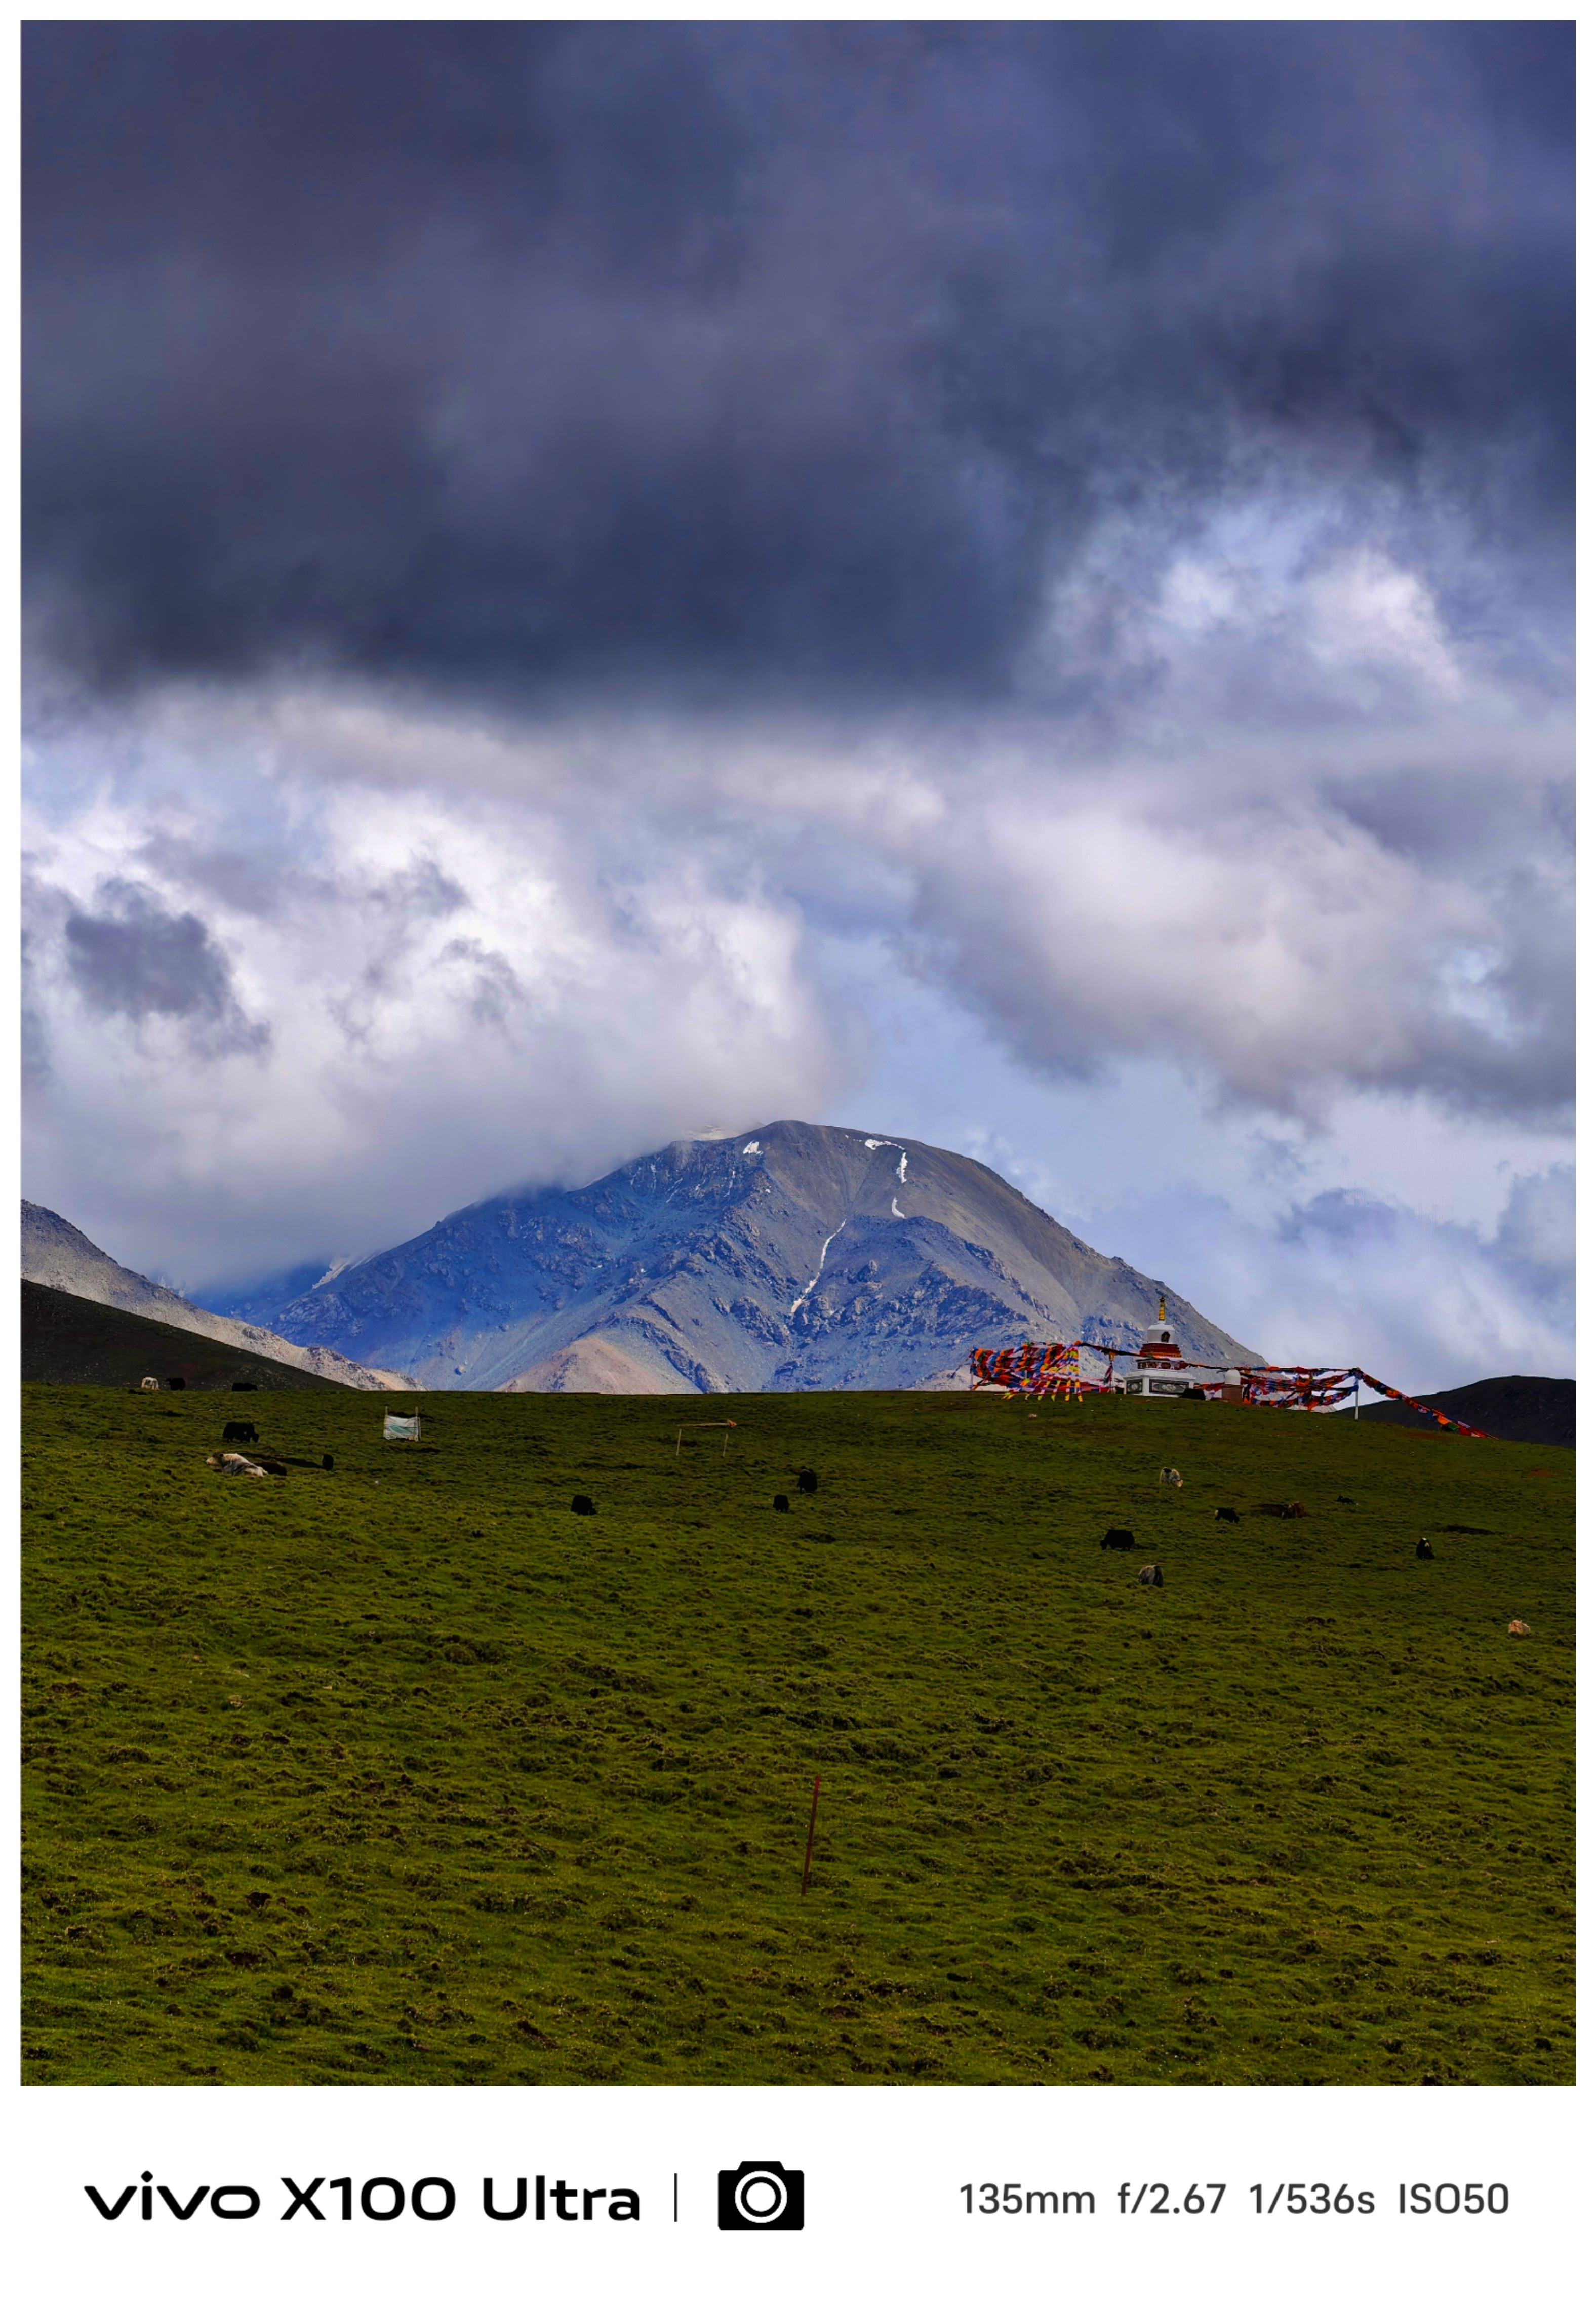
222, 1421, 259, 1445
773, 1494, 791, 1512
797, 1469, 819, 1494
1507, 1619, 1531, 1636
1138, 1564, 1165, 1587
1416, 1537, 1435, 1560
1101, 1528, 1136, 1551
1159, 1466, 1183, 1486
1214, 1506, 1240, 1524
572, 1494, 596, 1516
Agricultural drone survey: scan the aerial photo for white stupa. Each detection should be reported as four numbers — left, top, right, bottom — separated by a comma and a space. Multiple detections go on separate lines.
1119, 1295, 1203, 1399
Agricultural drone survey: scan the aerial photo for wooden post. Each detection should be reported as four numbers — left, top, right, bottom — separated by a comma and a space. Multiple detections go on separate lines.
800, 1775, 821, 1894
676, 1419, 738, 1458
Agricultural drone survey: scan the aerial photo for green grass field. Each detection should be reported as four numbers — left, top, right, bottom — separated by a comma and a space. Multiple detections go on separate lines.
22, 1382, 1573, 2087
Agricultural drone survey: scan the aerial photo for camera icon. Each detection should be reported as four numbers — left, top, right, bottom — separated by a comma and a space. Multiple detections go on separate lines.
717, 2160, 805, 2231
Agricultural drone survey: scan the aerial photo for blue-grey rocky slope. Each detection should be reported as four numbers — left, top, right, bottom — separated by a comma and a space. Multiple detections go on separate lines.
209, 1122, 1257, 1392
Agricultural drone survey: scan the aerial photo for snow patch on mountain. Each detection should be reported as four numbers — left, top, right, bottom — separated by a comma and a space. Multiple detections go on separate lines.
789, 1222, 847, 1317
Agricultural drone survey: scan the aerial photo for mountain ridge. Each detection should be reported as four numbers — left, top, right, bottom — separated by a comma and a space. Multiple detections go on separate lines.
20, 1201, 410, 1391
22, 1279, 353, 1392
201, 1120, 1259, 1392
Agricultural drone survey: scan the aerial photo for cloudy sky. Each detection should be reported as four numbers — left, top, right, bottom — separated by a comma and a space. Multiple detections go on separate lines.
22, 23, 1572, 1388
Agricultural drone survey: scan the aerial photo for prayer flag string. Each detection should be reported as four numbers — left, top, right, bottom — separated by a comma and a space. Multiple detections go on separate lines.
967, 1343, 1490, 1436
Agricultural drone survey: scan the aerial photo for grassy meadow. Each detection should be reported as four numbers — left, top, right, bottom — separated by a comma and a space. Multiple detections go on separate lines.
21, 1381, 1573, 2087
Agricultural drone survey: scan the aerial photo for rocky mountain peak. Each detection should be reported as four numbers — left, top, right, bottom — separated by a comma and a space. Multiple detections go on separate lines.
197, 1120, 1257, 1392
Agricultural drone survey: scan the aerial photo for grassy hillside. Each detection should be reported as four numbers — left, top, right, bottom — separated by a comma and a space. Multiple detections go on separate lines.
22, 1383, 1572, 2087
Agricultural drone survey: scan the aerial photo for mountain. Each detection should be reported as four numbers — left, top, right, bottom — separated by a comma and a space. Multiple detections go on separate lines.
1331, 1374, 1573, 1449
22, 1279, 350, 1392
210, 1120, 1259, 1392
20, 1201, 410, 1391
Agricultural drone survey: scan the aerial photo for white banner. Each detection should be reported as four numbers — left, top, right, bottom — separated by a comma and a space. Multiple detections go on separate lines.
19, 2083, 1577, 2309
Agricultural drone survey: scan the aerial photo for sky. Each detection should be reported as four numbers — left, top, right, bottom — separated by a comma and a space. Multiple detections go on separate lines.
21, 22, 1573, 1390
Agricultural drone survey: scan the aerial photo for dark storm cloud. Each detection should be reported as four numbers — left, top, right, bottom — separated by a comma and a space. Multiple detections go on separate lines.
23, 22, 1571, 703
62, 878, 268, 1053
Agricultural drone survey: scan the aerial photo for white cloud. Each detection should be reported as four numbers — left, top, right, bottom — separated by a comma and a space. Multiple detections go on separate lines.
22, 750, 850, 1285
1097, 1170, 1573, 1389
20, 511, 1570, 1345
1303, 549, 1463, 694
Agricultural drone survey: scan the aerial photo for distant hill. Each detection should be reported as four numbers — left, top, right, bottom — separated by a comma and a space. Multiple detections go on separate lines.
202, 1119, 1259, 1393
1332, 1374, 1573, 1449
21, 1201, 410, 1390
22, 1280, 349, 1392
